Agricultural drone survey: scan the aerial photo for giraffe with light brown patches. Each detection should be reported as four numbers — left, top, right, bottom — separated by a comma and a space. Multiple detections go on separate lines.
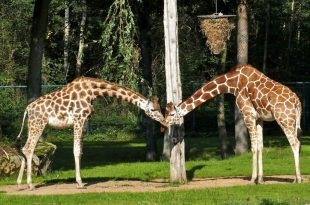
16, 77, 167, 190
165, 65, 302, 184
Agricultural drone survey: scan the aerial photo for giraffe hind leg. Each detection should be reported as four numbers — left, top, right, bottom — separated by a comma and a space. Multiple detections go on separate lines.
286, 128, 302, 183
256, 120, 264, 184
23, 123, 46, 190
276, 117, 302, 183
16, 155, 26, 189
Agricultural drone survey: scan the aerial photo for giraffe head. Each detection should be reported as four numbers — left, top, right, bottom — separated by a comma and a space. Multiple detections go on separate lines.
164, 102, 184, 126
143, 96, 168, 127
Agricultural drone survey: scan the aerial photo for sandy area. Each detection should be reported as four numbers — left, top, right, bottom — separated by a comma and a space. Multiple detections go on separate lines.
0, 175, 308, 195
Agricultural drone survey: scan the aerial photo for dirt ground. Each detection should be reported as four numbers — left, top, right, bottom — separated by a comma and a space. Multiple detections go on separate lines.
0, 175, 308, 195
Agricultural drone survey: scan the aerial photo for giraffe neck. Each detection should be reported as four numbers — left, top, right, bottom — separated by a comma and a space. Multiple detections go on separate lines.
74, 77, 149, 111
177, 70, 240, 116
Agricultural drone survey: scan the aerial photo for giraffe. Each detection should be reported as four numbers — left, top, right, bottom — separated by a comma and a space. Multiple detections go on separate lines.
16, 77, 167, 190
165, 65, 302, 184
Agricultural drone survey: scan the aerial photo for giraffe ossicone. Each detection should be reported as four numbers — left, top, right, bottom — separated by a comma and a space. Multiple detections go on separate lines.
16, 77, 166, 190
165, 65, 302, 184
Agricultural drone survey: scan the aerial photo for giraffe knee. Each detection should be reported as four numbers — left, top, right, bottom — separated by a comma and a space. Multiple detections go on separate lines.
22, 147, 32, 157
73, 148, 83, 157
250, 140, 258, 153
291, 141, 300, 152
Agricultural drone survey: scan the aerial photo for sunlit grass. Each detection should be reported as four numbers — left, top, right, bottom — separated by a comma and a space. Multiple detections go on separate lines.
1, 135, 309, 204
0, 184, 310, 205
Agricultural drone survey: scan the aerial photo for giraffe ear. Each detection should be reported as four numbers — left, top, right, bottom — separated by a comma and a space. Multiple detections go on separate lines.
166, 102, 174, 111
151, 96, 161, 110
151, 96, 159, 104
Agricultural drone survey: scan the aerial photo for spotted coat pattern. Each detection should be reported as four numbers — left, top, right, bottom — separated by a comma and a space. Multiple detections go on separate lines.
16, 77, 165, 190
166, 65, 302, 184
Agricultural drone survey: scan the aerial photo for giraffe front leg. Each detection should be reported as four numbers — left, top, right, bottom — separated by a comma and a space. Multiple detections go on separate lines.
242, 114, 258, 184
23, 127, 43, 190
73, 122, 85, 189
236, 95, 259, 184
250, 145, 258, 184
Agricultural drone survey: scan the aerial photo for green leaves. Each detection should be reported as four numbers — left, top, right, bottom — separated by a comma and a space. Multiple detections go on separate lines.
100, 0, 141, 86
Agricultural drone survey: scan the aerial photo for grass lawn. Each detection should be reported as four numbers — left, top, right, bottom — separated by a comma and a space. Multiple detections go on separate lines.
0, 134, 310, 204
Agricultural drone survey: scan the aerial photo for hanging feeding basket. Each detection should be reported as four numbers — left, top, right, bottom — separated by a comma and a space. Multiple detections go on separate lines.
197, 0, 236, 55
198, 13, 235, 55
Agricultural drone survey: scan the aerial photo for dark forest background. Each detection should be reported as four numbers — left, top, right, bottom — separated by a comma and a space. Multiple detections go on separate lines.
0, 0, 309, 141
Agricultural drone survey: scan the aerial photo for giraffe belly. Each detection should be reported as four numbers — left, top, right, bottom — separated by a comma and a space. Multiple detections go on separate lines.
48, 115, 74, 128
258, 111, 274, 121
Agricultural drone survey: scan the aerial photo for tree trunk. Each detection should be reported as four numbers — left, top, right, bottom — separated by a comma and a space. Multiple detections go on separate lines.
262, 0, 270, 73
285, 0, 295, 73
235, 0, 249, 155
163, 0, 186, 183
217, 46, 231, 159
138, 1, 156, 161
162, 131, 171, 160
237, 0, 248, 65
64, 0, 70, 77
27, 0, 50, 102
76, 0, 87, 77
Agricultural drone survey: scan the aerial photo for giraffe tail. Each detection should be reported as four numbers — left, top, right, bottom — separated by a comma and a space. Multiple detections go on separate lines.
295, 106, 302, 153
296, 106, 302, 140
15, 109, 28, 151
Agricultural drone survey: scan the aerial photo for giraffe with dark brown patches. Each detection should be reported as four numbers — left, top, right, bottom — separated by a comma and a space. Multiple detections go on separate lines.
165, 65, 302, 184
16, 77, 167, 190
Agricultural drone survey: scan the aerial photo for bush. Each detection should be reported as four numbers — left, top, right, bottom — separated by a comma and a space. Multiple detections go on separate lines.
0, 87, 27, 139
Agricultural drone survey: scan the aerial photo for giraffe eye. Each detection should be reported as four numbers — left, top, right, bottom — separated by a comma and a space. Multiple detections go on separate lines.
150, 109, 156, 112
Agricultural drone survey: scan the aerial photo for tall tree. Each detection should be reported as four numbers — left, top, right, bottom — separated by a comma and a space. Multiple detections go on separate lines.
138, 1, 156, 161
64, 0, 70, 78
285, 0, 295, 72
217, 46, 231, 159
262, 0, 270, 73
76, 0, 87, 77
100, 0, 139, 85
235, 0, 249, 155
27, 0, 51, 102
163, 0, 186, 183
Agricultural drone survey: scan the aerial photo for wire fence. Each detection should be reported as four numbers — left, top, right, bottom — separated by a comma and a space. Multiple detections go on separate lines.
0, 82, 309, 138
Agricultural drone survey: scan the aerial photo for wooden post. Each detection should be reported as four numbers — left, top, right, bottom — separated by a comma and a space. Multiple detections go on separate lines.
163, 0, 187, 183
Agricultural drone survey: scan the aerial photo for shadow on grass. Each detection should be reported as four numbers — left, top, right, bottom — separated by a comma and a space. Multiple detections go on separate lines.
262, 176, 294, 183
260, 199, 289, 205
51, 140, 147, 171
186, 165, 206, 181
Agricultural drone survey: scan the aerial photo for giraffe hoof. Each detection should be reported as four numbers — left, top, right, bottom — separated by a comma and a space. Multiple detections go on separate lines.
257, 179, 265, 184
248, 180, 256, 185
28, 184, 35, 191
293, 177, 302, 183
77, 183, 87, 189
249, 178, 257, 185
17, 184, 22, 191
